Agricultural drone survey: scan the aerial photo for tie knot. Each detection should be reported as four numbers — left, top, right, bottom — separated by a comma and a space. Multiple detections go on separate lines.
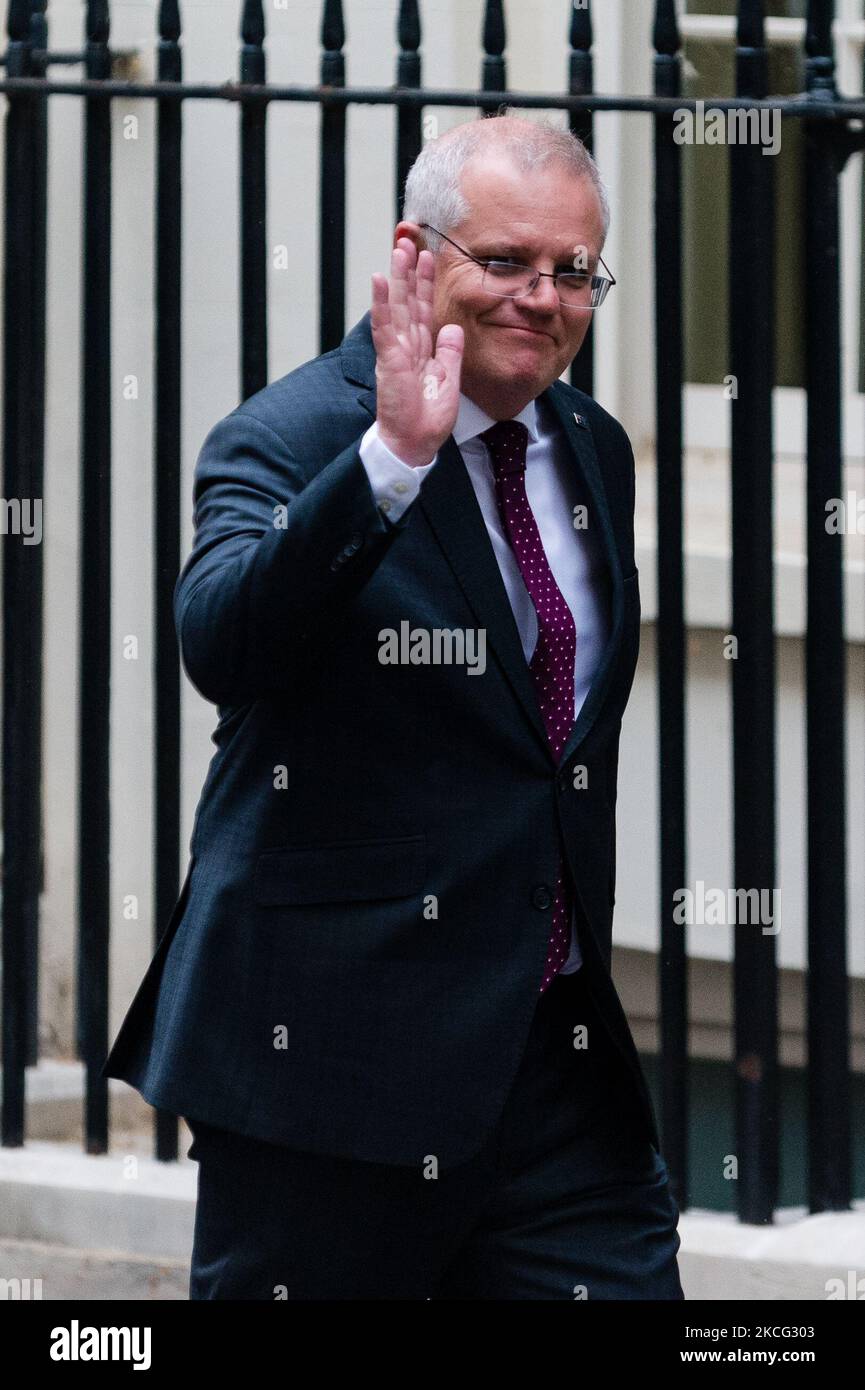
480, 419, 529, 477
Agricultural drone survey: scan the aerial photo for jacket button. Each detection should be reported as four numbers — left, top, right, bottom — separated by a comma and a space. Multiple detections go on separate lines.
346, 533, 363, 553
557, 771, 568, 793
532, 885, 553, 911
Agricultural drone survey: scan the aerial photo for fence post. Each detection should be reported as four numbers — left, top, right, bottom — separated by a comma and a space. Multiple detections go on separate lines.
568, 0, 595, 397
319, 0, 346, 354
153, 0, 184, 1163
480, 0, 506, 115
395, 0, 422, 222
803, 0, 851, 1215
239, 0, 268, 400
78, 0, 113, 1154
1, 0, 41, 1150
652, 0, 688, 1212
729, 0, 779, 1224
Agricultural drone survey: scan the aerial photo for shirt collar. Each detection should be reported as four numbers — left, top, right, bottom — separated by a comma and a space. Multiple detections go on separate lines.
453, 392, 540, 449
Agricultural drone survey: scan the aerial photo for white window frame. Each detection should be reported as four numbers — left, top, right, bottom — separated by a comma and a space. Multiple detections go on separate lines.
678, 4, 865, 464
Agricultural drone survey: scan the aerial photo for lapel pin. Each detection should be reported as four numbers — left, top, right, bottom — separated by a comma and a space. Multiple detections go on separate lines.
572, 412, 588, 429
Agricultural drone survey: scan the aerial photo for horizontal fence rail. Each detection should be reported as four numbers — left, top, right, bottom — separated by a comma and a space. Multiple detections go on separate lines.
1, 0, 862, 1218
2, 77, 865, 113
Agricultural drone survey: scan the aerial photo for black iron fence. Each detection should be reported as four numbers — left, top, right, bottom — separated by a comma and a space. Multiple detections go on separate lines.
1, 0, 863, 1225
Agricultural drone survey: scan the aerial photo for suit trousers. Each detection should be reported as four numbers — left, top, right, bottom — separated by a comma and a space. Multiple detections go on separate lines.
185, 965, 684, 1300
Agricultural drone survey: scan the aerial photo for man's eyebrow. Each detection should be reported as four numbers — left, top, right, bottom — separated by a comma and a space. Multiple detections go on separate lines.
470, 242, 530, 259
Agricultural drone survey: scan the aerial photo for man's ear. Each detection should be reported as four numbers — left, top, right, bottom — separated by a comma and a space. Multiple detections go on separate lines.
393, 220, 425, 250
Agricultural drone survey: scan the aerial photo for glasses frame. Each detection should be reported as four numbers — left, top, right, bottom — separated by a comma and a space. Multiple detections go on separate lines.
417, 222, 617, 310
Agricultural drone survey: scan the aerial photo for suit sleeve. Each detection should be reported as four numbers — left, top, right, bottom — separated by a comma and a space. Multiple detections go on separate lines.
610, 416, 638, 573
628, 433, 636, 540
174, 408, 413, 705
605, 416, 636, 918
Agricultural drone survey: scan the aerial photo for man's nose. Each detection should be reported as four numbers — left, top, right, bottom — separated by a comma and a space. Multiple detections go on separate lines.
519, 272, 560, 313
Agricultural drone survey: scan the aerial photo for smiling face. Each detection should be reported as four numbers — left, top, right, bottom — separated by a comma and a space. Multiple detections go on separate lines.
423, 154, 605, 419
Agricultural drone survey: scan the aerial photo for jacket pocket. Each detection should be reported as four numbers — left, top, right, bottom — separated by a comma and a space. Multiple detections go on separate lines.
254, 834, 426, 906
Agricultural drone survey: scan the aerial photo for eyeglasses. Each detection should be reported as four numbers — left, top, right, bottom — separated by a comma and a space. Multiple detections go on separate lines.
418, 223, 616, 310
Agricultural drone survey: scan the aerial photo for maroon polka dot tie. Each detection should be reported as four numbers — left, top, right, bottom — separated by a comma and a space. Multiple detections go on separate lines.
482, 419, 576, 994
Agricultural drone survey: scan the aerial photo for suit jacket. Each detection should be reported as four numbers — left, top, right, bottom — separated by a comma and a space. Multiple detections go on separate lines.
102, 310, 657, 1167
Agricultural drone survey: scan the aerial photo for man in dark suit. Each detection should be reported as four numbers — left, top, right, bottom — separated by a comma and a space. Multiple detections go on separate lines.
103, 115, 683, 1300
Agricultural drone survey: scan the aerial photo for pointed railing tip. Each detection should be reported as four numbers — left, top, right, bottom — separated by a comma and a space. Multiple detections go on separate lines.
569, 0, 592, 52
7, 0, 32, 43
805, 0, 834, 59
321, 0, 345, 52
652, 0, 681, 56
240, 0, 265, 47
158, 1, 181, 44
397, 0, 421, 53
482, 0, 506, 57
736, 0, 767, 49
85, 0, 110, 45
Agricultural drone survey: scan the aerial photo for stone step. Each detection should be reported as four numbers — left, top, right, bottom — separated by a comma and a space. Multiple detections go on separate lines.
0, 1237, 188, 1301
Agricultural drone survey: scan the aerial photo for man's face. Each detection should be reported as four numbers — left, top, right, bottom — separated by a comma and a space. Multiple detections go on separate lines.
429, 155, 605, 410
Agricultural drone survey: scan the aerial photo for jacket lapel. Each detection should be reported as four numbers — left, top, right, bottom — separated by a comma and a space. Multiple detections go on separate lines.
340, 314, 627, 769
544, 382, 627, 771
419, 434, 552, 757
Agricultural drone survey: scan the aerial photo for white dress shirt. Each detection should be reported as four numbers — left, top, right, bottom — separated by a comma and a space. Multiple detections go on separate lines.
358, 392, 613, 974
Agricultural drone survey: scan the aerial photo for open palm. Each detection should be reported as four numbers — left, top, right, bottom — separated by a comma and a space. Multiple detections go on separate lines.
371, 236, 464, 468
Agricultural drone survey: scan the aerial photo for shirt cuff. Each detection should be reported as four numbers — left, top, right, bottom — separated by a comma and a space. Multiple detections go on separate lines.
359, 422, 438, 523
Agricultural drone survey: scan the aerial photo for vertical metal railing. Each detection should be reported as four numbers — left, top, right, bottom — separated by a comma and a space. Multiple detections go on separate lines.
729, 0, 779, 1224
395, 0, 422, 222
803, 0, 851, 1214
239, 0, 267, 400
27, 12, 47, 1002
1, 0, 43, 1147
480, 0, 506, 115
652, 0, 688, 1211
77, 0, 113, 1154
568, 0, 594, 397
319, 0, 346, 354
153, 0, 184, 1164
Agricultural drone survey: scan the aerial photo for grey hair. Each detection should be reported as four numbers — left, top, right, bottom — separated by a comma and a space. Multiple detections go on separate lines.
402, 114, 611, 251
